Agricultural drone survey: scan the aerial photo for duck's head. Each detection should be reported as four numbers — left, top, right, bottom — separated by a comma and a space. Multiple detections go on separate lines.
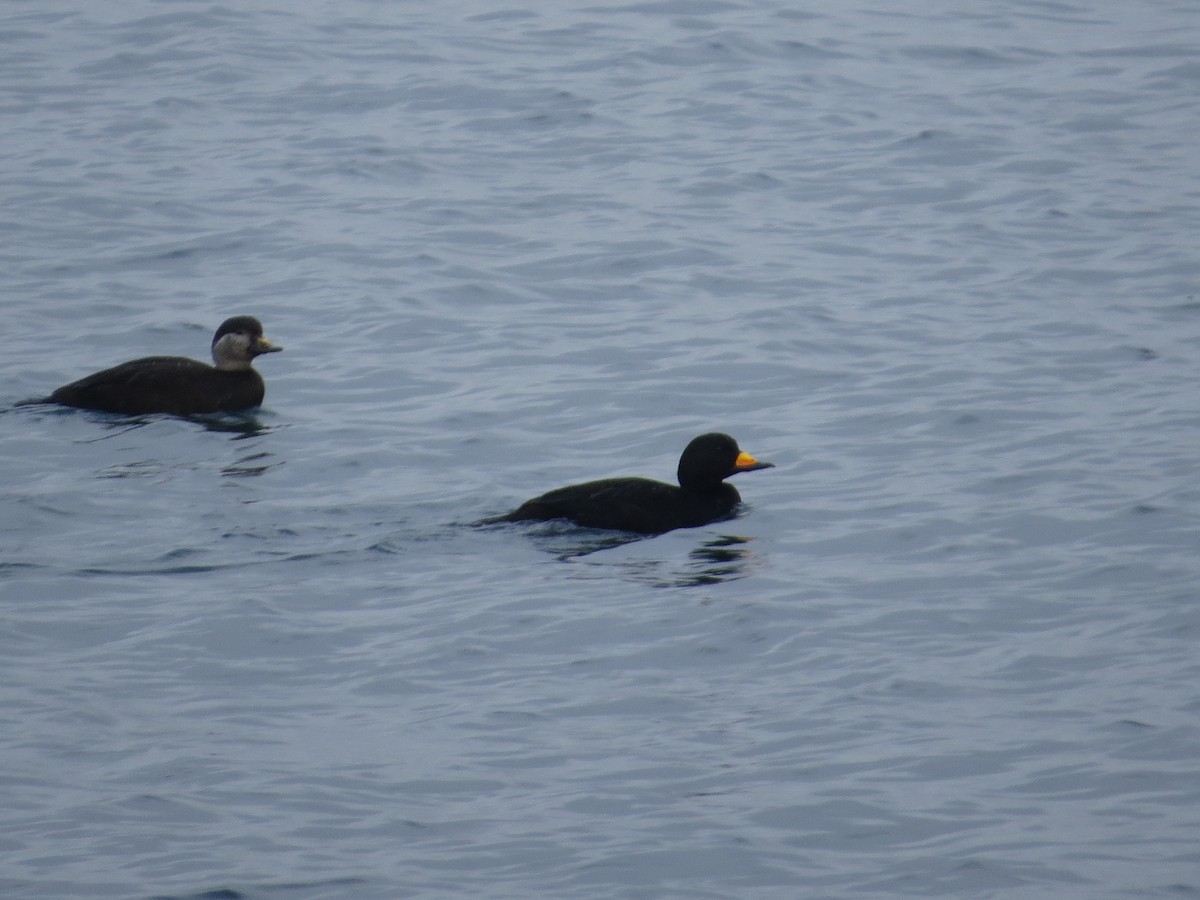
211, 316, 282, 370
677, 432, 773, 490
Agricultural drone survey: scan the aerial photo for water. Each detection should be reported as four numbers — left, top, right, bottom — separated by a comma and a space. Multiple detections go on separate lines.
2, 1, 1199, 897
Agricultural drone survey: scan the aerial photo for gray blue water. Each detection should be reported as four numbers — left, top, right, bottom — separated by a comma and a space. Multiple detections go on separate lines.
2, 2, 1199, 898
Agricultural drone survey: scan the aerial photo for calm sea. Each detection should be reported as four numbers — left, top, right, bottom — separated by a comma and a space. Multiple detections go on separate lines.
2, 2, 1198, 898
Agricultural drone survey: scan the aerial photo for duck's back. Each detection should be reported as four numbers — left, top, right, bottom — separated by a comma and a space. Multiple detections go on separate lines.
47, 356, 265, 416
500, 476, 742, 534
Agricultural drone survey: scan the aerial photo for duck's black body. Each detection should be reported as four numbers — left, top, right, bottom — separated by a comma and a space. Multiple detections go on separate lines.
490, 432, 773, 535
30, 316, 281, 417
501, 476, 749, 534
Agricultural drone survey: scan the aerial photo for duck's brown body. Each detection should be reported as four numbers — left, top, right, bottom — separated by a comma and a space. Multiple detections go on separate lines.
46, 357, 268, 416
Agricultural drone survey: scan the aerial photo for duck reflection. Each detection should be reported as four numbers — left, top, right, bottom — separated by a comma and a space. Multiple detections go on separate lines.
195, 411, 277, 438
679, 534, 756, 586
38, 406, 278, 440
221, 449, 280, 478
544, 530, 758, 587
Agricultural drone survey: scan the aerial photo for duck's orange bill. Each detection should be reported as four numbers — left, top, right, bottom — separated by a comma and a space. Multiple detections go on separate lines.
735, 451, 774, 471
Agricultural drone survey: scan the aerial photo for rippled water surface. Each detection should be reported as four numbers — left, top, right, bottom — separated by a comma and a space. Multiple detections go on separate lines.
3, 2, 1199, 898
